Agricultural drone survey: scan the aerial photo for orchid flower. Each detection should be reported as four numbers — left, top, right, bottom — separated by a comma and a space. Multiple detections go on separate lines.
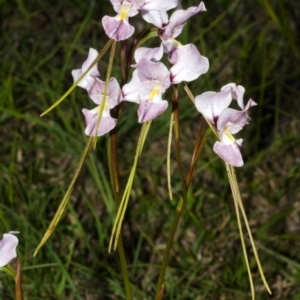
123, 57, 170, 122
71, 49, 122, 136
0, 232, 19, 267
71, 48, 99, 90
102, 0, 177, 41
158, 2, 209, 83
195, 85, 257, 167
82, 77, 122, 136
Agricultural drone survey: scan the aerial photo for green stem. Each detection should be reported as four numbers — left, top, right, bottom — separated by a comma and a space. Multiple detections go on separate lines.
155, 196, 184, 299
117, 235, 132, 300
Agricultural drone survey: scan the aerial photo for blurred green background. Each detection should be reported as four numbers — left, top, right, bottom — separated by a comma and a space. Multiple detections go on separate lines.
1, 0, 300, 299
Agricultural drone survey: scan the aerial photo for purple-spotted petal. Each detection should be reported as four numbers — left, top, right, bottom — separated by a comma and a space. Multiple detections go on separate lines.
102, 15, 134, 41
137, 97, 168, 123
82, 107, 117, 136
213, 141, 244, 167
195, 89, 232, 124
170, 44, 209, 84
134, 45, 163, 64
160, 2, 206, 39
0, 232, 19, 267
71, 48, 99, 89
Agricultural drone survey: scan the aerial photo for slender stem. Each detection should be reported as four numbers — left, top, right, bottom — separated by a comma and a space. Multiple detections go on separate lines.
117, 236, 132, 300
155, 87, 187, 298
15, 257, 23, 300
155, 196, 184, 299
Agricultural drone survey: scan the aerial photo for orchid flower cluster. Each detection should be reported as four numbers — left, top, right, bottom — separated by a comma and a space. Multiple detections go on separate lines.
35, 1, 271, 299
72, 1, 253, 167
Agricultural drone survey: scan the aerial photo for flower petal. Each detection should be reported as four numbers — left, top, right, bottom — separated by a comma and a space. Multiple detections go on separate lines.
0, 232, 19, 267
170, 44, 209, 84
102, 15, 134, 41
137, 98, 168, 123
244, 98, 257, 112
217, 108, 249, 134
136, 59, 170, 92
134, 44, 163, 64
141, 0, 177, 11
195, 89, 232, 124
221, 83, 245, 109
88, 77, 122, 108
71, 48, 99, 89
82, 108, 117, 136
213, 141, 244, 167
160, 2, 206, 39
122, 70, 148, 103
140, 9, 169, 28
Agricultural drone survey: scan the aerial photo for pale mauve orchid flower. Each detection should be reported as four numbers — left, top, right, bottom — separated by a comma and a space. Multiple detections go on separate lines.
71, 48, 99, 90
0, 232, 19, 267
102, 0, 177, 41
82, 77, 122, 136
158, 2, 209, 83
195, 85, 257, 167
123, 57, 170, 122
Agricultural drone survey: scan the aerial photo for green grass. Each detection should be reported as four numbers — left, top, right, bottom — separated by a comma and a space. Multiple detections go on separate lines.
1, 0, 300, 299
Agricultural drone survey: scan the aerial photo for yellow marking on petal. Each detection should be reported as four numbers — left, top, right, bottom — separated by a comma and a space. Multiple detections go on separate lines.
171, 38, 182, 48
97, 98, 110, 112
120, 5, 130, 21
148, 85, 161, 100
224, 123, 235, 143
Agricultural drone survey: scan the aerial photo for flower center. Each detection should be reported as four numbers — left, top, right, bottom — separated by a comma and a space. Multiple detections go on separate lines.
97, 97, 110, 112
224, 123, 235, 143
148, 85, 161, 101
119, 5, 130, 21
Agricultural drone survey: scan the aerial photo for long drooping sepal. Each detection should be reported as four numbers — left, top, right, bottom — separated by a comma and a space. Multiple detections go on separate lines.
108, 130, 132, 300
167, 112, 174, 200
40, 39, 113, 117
226, 164, 272, 297
33, 137, 93, 256
92, 40, 117, 149
108, 121, 152, 252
